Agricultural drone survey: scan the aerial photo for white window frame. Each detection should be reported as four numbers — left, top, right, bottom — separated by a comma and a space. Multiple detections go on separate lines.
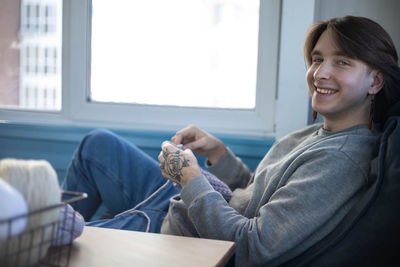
0, 0, 315, 138
65, 0, 281, 137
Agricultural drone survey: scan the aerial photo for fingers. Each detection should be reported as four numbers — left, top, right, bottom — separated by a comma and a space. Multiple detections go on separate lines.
161, 140, 173, 148
158, 141, 183, 174
170, 125, 226, 159
159, 142, 176, 165
159, 142, 197, 185
172, 125, 202, 146
184, 137, 207, 151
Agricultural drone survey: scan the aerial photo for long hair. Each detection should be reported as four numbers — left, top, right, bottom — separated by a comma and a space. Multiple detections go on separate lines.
304, 16, 400, 124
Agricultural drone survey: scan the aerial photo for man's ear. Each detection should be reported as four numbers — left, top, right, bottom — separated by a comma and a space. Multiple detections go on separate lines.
368, 70, 384, 95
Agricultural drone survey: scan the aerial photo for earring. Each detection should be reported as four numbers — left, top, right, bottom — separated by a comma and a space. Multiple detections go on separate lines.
313, 111, 318, 122
369, 96, 375, 131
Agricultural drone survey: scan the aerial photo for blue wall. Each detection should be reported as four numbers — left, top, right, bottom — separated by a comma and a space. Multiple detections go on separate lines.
0, 122, 275, 185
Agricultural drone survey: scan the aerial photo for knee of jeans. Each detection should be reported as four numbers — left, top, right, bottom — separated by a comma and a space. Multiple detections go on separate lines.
80, 128, 118, 156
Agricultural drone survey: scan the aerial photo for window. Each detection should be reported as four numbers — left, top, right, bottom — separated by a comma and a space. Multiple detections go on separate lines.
90, 0, 259, 109
0, 0, 62, 111
1, 0, 291, 137
68, 0, 281, 136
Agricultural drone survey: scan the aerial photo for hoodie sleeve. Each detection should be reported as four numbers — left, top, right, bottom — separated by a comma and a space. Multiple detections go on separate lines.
206, 148, 252, 190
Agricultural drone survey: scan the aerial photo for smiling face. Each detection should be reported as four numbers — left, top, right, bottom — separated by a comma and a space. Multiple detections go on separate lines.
306, 29, 382, 131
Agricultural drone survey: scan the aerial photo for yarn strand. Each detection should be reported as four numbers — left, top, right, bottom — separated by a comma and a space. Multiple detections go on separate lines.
114, 180, 172, 232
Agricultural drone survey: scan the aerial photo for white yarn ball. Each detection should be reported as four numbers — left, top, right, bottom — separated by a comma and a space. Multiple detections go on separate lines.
0, 159, 61, 266
0, 179, 28, 240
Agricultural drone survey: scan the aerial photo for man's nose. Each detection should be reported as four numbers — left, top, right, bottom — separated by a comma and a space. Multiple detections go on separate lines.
313, 62, 331, 81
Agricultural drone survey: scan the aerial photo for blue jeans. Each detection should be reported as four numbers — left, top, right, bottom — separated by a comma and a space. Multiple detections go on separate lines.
62, 129, 180, 233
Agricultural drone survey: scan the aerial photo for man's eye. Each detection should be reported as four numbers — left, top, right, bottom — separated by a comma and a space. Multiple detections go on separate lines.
338, 60, 349, 66
312, 57, 323, 63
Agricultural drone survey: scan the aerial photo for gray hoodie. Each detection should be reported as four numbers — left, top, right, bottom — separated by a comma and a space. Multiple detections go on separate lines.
161, 124, 378, 266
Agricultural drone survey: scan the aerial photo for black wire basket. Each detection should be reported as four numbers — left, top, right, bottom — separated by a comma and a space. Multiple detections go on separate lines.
0, 191, 87, 267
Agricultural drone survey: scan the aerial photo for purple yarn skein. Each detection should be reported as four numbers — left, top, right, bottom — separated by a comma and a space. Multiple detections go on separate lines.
173, 143, 233, 202
52, 203, 85, 246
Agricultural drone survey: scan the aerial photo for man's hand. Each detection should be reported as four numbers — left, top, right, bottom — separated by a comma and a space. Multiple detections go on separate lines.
171, 125, 227, 166
158, 141, 201, 187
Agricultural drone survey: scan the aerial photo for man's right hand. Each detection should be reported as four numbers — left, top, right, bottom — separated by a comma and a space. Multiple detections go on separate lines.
171, 125, 227, 166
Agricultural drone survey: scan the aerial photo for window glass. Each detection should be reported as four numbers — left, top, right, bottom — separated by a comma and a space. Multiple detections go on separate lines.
90, 0, 259, 109
0, 0, 62, 111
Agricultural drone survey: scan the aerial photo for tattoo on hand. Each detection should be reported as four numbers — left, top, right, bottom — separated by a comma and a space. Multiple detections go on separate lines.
162, 149, 190, 183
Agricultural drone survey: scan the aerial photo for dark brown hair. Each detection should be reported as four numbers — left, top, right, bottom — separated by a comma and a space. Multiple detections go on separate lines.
304, 16, 400, 124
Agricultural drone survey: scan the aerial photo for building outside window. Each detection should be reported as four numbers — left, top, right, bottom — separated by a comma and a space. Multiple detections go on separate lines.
0, 0, 61, 111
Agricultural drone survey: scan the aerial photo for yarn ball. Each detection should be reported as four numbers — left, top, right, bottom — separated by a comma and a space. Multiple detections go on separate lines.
0, 179, 28, 240
200, 169, 233, 202
0, 159, 61, 266
52, 203, 85, 246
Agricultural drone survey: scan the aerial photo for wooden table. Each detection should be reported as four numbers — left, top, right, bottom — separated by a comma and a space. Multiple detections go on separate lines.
62, 226, 235, 267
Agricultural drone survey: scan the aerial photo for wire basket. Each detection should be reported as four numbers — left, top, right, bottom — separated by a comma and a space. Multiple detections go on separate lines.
0, 191, 87, 267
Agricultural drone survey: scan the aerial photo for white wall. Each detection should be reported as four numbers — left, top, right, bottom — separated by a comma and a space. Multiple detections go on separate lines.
315, 0, 400, 52
275, 0, 315, 139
